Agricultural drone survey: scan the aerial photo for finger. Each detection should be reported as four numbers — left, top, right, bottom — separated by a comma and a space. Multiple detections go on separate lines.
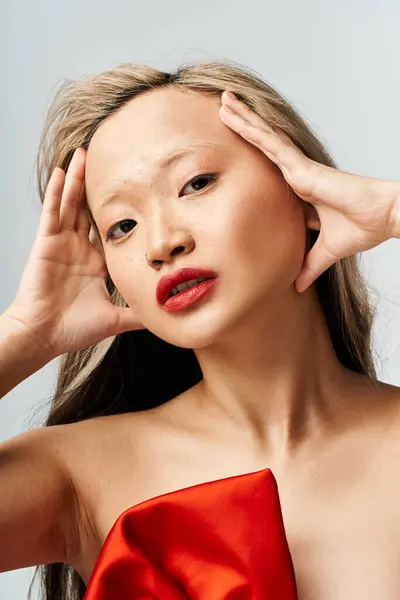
220, 90, 310, 169
221, 91, 282, 137
38, 167, 65, 236
77, 204, 91, 235
88, 224, 106, 260
59, 147, 86, 231
76, 182, 90, 233
221, 91, 295, 142
221, 91, 295, 146
88, 225, 97, 246
295, 234, 337, 293
220, 104, 310, 179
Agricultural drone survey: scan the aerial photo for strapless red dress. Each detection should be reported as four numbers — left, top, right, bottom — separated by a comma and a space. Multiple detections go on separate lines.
84, 467, 298, 599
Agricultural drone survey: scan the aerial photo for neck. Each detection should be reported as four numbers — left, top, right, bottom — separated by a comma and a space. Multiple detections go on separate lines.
193, 285, 369, 464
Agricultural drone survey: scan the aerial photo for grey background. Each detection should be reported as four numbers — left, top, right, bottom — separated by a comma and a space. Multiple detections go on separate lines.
1, 0, 400, 597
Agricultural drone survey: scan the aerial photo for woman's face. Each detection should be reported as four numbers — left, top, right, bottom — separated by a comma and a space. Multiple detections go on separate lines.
85, 86, 307, 348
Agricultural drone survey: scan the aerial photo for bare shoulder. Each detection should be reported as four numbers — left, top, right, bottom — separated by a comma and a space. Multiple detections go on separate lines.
56, 407, 162, 506
51, 377, 400, 582
358, 379, 400, 480
353, 377, 400, 443
379, 381, 400, 451
344, 373, 400, 426
54, 405, 177, 579
369, 380, 400, 431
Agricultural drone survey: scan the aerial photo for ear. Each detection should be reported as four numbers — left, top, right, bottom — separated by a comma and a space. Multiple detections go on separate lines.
303, 202, 320, 232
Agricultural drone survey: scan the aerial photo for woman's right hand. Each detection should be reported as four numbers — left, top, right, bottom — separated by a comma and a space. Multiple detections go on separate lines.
3, 147, 146, 359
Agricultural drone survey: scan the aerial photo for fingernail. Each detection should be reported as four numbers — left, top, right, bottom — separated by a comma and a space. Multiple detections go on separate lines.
225, 90, 238, 102
221, 103, 235, 114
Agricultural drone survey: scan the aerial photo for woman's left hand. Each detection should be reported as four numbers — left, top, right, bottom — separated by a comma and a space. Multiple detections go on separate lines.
219, 90, 400, 293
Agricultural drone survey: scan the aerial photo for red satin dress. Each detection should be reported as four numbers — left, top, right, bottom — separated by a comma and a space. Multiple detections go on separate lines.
84, 467, 299, 599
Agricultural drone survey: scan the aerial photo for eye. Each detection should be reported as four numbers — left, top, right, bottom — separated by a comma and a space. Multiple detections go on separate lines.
106, 219, 137, 241
106, 174, 217, 242
180, 173, 217, 196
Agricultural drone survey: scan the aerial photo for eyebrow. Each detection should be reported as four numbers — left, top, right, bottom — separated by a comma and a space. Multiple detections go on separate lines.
99, 142, 219, 209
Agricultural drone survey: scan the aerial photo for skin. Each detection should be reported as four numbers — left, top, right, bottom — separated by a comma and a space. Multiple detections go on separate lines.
61, 88, 400, 596
85, 86, 379, 459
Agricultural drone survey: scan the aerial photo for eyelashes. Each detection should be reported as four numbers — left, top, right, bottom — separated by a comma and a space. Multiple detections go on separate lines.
106, 173, 218, 241
179, 173, 217, 195
106, 219, 136, 241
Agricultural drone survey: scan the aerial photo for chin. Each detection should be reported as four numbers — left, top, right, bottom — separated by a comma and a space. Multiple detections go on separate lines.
142, 301, 230, 349
157, 320, 224, 350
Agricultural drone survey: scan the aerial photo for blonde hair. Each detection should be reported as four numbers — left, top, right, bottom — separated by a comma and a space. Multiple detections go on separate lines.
29, 58, 378, 599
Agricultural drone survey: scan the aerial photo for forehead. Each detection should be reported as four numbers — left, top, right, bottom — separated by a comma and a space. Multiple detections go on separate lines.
85, 87, 233, 203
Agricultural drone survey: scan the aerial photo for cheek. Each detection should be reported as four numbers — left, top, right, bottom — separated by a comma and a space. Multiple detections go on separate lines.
105, 254, 144, 307
222, 180, 306, 286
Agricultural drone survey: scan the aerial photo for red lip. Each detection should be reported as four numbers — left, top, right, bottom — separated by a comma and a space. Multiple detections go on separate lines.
156, 267, 218, 306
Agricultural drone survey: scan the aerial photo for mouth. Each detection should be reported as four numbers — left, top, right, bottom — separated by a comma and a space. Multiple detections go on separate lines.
156, 267, 218, 307
162, 277, 218, 312
168, 277, 212, 299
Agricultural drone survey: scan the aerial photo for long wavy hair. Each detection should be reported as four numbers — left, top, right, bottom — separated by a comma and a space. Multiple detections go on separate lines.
28, 58, 378, 599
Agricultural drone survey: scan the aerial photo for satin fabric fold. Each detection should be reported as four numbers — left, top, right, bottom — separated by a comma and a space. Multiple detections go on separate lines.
84, 467, 298, 599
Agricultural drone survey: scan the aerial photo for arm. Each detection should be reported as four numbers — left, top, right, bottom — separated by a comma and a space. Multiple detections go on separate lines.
392, 189, 400, 238
0, 311, 56, 399
0, 313, 79, 571
0, 426, 79, 572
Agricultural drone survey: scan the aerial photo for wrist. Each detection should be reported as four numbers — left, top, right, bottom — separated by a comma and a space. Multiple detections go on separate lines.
389, 182, 400, 239
0, 309, 57, 364
0, 311, 56, 398
394, 199, 400, 239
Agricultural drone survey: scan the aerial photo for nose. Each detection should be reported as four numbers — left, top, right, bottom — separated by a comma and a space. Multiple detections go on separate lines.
145, 232, 195, 268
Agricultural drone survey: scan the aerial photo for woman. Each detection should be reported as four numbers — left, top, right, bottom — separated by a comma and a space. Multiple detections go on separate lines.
0, 59, 399, 600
